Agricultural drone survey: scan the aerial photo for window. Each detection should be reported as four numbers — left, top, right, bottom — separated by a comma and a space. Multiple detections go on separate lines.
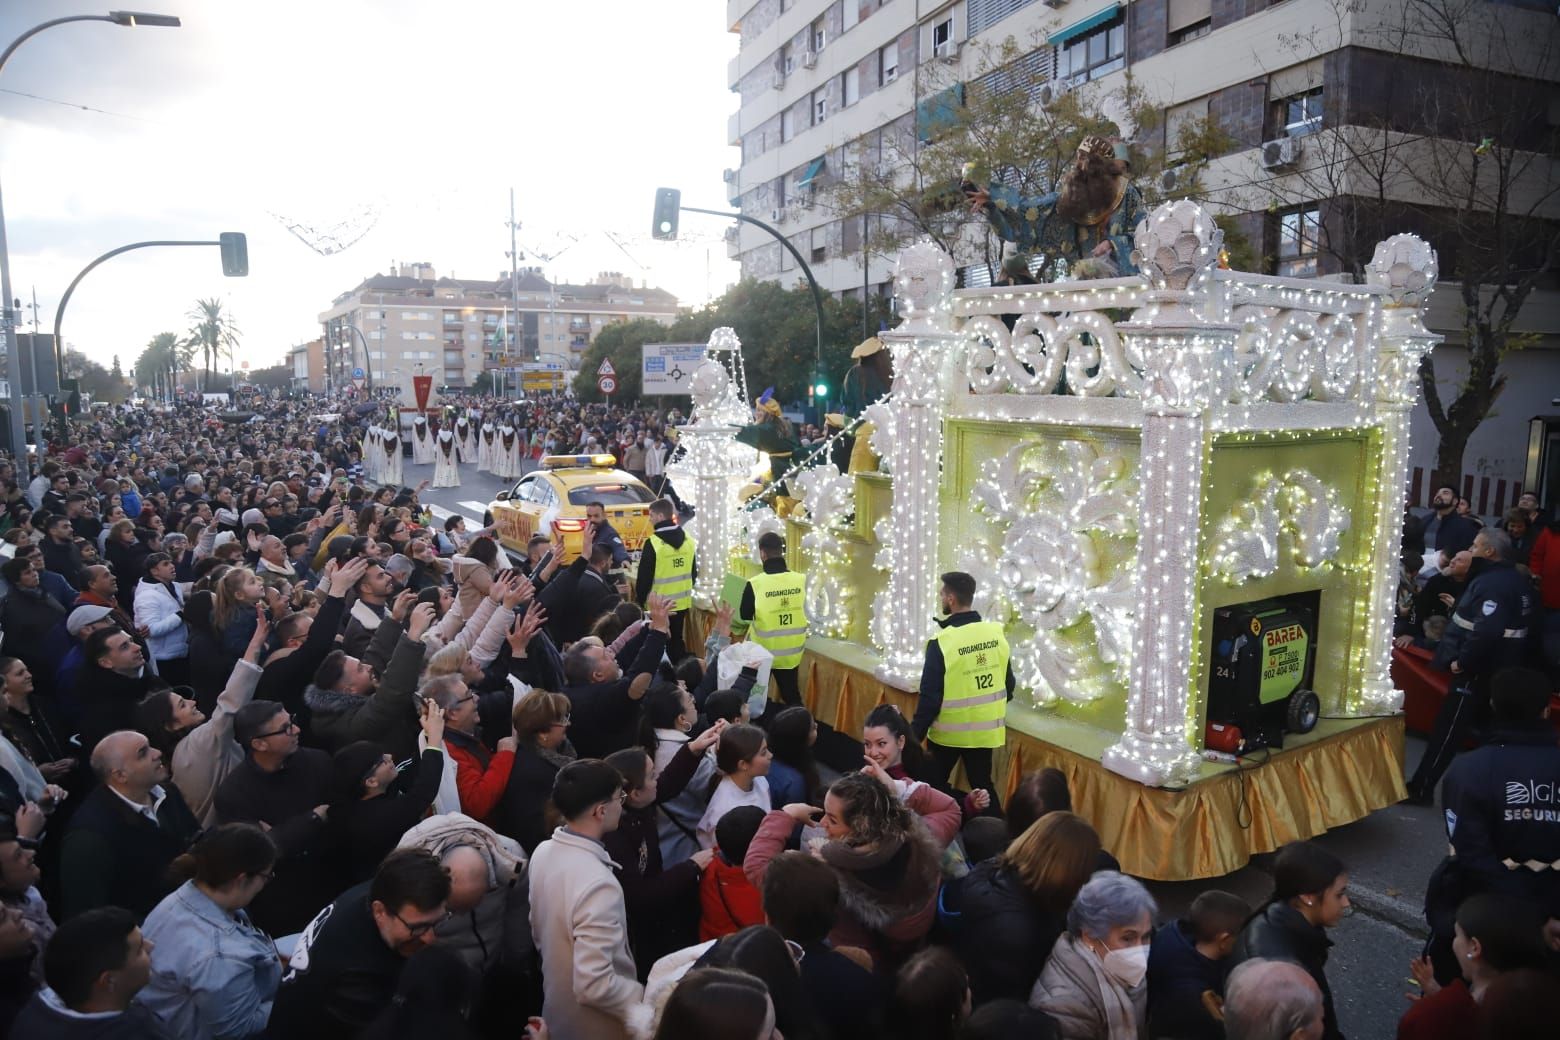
844, 0, 859, 31
363, 310, 385, 320
1275, 205, 1321, 278
810, 226, 827, 264
782, 107, 796, 142
813, 89, 828, 125
932, 18, 954, 58
968, 0, 1039, 35
879, 42, 899, 85
781, 43, 794, 75
1055, 16, 1125, 84
1280, 88, 1324, 136
1167, 0, 1212, 45
812, 20, 826, 53
567, 483, 655, 507
843, 66, 860, 107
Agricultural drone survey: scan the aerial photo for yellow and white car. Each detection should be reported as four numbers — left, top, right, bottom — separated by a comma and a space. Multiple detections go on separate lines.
485, 454, 656, 562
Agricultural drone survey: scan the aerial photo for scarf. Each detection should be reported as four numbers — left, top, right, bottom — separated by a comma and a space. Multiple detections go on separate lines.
536, 738, 578, 771
1035, 934, 1143, 1040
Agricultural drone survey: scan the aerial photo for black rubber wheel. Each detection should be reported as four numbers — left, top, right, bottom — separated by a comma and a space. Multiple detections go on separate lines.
1286, 689, 1321, 734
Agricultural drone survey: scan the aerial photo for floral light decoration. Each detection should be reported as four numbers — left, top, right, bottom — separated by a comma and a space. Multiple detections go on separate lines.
962, 437, 1141, 705
1209, 469, 1352, 586
792, 466, 857, 638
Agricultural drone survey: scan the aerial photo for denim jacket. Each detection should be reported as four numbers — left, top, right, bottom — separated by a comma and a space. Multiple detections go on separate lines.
137, 881, 282, 1040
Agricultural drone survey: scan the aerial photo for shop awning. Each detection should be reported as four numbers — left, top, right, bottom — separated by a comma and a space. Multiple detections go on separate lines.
796, 156, 826, 189
1048, 4, 1120, 46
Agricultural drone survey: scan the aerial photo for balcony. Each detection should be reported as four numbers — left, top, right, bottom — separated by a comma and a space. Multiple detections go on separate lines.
728, 110, 741, 146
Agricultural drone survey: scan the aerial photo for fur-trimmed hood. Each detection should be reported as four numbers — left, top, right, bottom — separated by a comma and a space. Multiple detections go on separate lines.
303, 684, 364, 719
827, 816, 945, 934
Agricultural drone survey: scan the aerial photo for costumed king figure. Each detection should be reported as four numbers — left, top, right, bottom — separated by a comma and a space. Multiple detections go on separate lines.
734, 389, 801, 511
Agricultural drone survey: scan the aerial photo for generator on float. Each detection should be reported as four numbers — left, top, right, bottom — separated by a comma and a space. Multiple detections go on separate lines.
1206, 597, 1322, 752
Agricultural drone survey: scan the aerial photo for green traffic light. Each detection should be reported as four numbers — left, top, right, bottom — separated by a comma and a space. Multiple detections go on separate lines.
814, 382, 828, 396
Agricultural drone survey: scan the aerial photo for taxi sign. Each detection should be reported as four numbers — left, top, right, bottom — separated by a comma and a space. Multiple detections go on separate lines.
539, 454, 618, 469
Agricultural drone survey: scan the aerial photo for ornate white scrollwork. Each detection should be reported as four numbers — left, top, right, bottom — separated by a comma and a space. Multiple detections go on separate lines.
1209, 469, 1352, 585
961, 438, 1139, 704
1368, 234, 1438, 308
1132, 200, 1224, 293
961, 312, 1143, 397
792, 467, 857, 638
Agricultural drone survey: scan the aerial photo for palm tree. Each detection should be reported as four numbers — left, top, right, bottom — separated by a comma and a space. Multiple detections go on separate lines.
134, 332, 184, 401
185, 297, 241, 392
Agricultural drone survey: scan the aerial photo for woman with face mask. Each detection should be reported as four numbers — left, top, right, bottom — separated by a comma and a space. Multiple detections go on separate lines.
1029, 871, 1157, 1040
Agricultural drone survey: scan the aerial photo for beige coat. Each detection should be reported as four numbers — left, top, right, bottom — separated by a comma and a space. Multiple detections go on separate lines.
172, 659, 262, 824
528, 827, 648, 1040
452, 555, 495, 623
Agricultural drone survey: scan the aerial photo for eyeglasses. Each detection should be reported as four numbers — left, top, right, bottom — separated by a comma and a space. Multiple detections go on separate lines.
252, 715, 298, 740
391, 908, 451, 938
550, 716, 571, 729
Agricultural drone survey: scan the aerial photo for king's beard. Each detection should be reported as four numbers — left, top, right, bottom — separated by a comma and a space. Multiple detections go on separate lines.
1054, 156, 1128, 225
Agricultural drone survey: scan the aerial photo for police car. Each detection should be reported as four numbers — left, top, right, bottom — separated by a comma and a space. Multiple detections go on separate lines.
485, 454, 655, 562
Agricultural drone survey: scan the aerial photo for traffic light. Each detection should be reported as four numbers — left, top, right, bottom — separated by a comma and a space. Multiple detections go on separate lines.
814, 379, 829, 397
219, 232, 249, 277
652, 188, 681, 241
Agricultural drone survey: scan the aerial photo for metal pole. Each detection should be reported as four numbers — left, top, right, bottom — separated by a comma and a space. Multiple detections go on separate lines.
54, 239, 221, 357
0, 181, 28, 475
341, 324, 372, 392
863, 212, 870, 341
681, 204, 826, 394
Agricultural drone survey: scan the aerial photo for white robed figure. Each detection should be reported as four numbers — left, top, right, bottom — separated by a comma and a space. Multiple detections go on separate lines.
383, 427, 404, 488
494, 425, 521, 480
456, 416, 478, 464
362, 428, 378, 483
411, 415, 434, 464
478, 422, 496, 472
433, 429, 461, 487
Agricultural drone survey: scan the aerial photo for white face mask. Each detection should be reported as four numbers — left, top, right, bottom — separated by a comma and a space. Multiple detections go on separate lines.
1098, 942, 1149, 989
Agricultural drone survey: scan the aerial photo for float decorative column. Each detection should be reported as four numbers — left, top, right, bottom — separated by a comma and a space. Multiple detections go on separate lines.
870, 240, 959, 690
1351, 236, 1441, 716
1101, 201, 1236, 786
665, 327, 759, 609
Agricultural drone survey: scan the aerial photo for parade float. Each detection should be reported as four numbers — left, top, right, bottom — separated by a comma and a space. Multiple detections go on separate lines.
668, 199, 1440, 879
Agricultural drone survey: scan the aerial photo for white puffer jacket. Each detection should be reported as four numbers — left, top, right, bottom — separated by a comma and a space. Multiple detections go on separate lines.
134, 577, 189, 661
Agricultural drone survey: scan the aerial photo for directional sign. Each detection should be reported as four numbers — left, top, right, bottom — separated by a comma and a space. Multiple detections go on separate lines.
641, 343, 707, 395
597, 358, 616, 377
352, 367, 366, 379
598, 375, 617, 395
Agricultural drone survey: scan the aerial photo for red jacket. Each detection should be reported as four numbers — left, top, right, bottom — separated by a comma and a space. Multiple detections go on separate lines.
444, 730, 515, 823
1530, 526, 1560, 609
700, 851, 764, 941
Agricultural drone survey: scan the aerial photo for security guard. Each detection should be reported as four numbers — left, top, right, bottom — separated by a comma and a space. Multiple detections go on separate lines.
1426, 667, 1560, 982
1407, 528, 1538, 802
741, 531, 808, 707
635, 497, 696, 662
912, 571, 1015, 806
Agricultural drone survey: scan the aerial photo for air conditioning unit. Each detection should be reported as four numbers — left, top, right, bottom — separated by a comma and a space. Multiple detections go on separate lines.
1159, 164, 1191, 194
723, 226, 739, 244
771, 69, 786, 89
935, 42, 961, 63
802, 49, 818, 69
1037, 79, 1072, 107
1042, 0, 1069, 7
771, 207, 788, 224
1261, 136, 1302, 170
722, 168, 736, 183
800, 191, 816, 210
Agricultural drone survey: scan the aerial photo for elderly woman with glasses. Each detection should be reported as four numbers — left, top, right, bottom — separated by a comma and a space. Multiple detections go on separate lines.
1030, 871, 1158, 1040
498, 692, 575, 855
139, 824, 282, 1040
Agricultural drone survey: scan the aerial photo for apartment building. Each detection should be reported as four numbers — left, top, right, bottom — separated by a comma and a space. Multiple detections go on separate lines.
288, 338, 326, 394
318, 264, 679, 402
724, 0, 1560, 500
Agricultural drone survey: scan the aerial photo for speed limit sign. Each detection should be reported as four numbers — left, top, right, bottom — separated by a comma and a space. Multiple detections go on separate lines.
598, 375, 617, 394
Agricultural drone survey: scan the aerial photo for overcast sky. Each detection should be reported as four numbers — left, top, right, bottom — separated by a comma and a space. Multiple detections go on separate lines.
0, 1, 741, 373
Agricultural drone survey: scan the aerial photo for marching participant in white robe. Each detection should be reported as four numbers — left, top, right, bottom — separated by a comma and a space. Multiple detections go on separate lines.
383, 429, 404, 488
494, 425, 520, 481
479, 422, 497, 472
456, 416, 479, 464
433, 429, 461, 487
412, 415, 435, 464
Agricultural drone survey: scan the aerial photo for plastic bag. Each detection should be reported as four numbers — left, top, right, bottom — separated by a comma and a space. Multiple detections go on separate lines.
718, 641, 773, 719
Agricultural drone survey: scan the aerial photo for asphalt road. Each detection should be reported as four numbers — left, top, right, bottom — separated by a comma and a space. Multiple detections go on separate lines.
404, 455, 1442, 1036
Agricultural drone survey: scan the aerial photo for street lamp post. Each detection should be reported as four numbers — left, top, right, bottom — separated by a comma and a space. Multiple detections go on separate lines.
336, 323, 374, 393
0, 12, 180, 476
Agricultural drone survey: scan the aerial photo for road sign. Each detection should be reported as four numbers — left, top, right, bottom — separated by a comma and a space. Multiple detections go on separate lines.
597, 358, 616, 377
641, 343, 707, 395
598, 375, 617, 395
352, 367, 365, 379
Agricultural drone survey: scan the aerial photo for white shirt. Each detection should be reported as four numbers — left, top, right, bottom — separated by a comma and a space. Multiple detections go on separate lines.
696, 776, 771, 851
110, 783, 169, 825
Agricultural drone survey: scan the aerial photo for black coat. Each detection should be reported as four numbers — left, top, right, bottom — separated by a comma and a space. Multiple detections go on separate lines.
58, 782, 200, 921
267, 882, 408, 1040
1434, 557, 1537, 678
497, 743, 563, 855
327, 747, 445, 888
1146, 919, 1227, 1040
255, 592, 348, 730
1229, 903, 1342, 1039
0, 588, 67, 676
540, 556, 621, 645
214, 750, 333, 936
946, 858, 1065, 1005
77, 665, 169, 755
563, 628, 667, 760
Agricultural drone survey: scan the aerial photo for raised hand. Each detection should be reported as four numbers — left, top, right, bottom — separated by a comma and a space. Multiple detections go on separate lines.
246, 605, 272, 661
713, 600, 734, 639
420, 698, 446, 747
390, 588, 419, 623
647, 594, 672, 632
407, 602, 437, 640
689, 718, 727, 755
330, 557, 370, 598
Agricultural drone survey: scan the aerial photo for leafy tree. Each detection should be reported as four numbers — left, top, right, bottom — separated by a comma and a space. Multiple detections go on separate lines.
571, 282, 893, 405
470, 371, 494, 396
133, 332, 189, 401
184, 297, 241, 392
63, 350, 125, 404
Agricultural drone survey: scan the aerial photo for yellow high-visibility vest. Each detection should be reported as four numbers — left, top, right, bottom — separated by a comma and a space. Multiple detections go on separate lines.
647, 533, 696, 611
928, 620, 1010, 749
748, 569, 808, 670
